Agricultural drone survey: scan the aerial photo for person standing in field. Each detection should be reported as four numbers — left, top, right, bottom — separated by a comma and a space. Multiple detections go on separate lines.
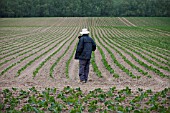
75, 28, 96, 83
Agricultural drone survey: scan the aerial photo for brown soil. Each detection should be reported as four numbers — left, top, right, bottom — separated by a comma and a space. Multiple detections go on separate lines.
0, 18, 170, 93
97, 27, 170, 89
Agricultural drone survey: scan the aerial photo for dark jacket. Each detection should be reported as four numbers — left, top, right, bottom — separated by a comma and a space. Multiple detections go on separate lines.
75, 35, 96, 60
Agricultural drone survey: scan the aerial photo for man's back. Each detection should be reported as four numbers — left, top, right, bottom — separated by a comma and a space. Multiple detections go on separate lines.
75, 34, 96, 60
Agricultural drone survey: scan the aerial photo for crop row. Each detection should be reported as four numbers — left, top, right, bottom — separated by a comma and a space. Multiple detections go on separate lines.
95, 27, 143, 79
120, 35, 170, 65
0, 26, 62, 54
1, 28, 49, 53
105, 27, 169, 64
0, 34, 61, 68
90, 26, 169, 79
111, 27, 170, 59
0, 35, 61, 76
0, 27, 40, 41
117, 34, 170, 67
126, 35, 170, 56
49, 34, 77, 78
0, 18, 62, 27
0, 27, 44, 51
90, 32, 103, 78
125, 17, 170, 26
0, 28, 55, 57
33, 28, 78, 78
91, 28, 118, 78
0, 27, 68, 67
117, 38, 170, 72
93, 27, 140, 79
16, 28, 76, 77
109, 28, 170, 72
92, 17, 127, 27
150, 28, 170, 35
105, 28, 169, 78
0, 35, 55, 61
1, 86, 169, 113
122, 28, 170, 58
112, 28, 170, 64
0, 27, 75, 76
65, 42, 78, 78
99, 28, 151, 78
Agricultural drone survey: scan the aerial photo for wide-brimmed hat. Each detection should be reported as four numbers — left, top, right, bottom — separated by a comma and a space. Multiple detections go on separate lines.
80, 28, 90, 35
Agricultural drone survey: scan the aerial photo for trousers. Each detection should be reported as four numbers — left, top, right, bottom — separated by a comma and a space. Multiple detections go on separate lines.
79, 59, 90, 81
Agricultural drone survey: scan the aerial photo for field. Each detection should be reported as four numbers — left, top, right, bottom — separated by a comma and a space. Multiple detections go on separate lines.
0, 17, 170, 112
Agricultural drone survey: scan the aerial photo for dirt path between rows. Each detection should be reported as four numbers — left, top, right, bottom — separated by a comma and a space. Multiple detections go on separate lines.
108, 28, 170, 76
118, 17, 137, 27
147, 28, 170, 37
122, 17, 137, 27
114, 28, 170, 60
0, 26, 169, 93
118, 17, 131, 26
0, 18, 63, 42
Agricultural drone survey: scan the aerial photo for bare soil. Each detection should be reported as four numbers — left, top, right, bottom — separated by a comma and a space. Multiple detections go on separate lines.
0, 18, 170, 93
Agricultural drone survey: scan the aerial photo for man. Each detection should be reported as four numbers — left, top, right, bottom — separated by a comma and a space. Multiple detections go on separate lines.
75, 28, 96, 83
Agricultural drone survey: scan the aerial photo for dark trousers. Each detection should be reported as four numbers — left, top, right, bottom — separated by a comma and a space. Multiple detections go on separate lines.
79, 59, 90, 81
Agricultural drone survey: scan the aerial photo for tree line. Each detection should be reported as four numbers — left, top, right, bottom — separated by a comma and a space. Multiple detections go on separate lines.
0, 0, 169, 17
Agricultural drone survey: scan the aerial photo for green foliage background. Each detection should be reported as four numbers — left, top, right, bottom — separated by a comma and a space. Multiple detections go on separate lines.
0, 0, 170, 17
